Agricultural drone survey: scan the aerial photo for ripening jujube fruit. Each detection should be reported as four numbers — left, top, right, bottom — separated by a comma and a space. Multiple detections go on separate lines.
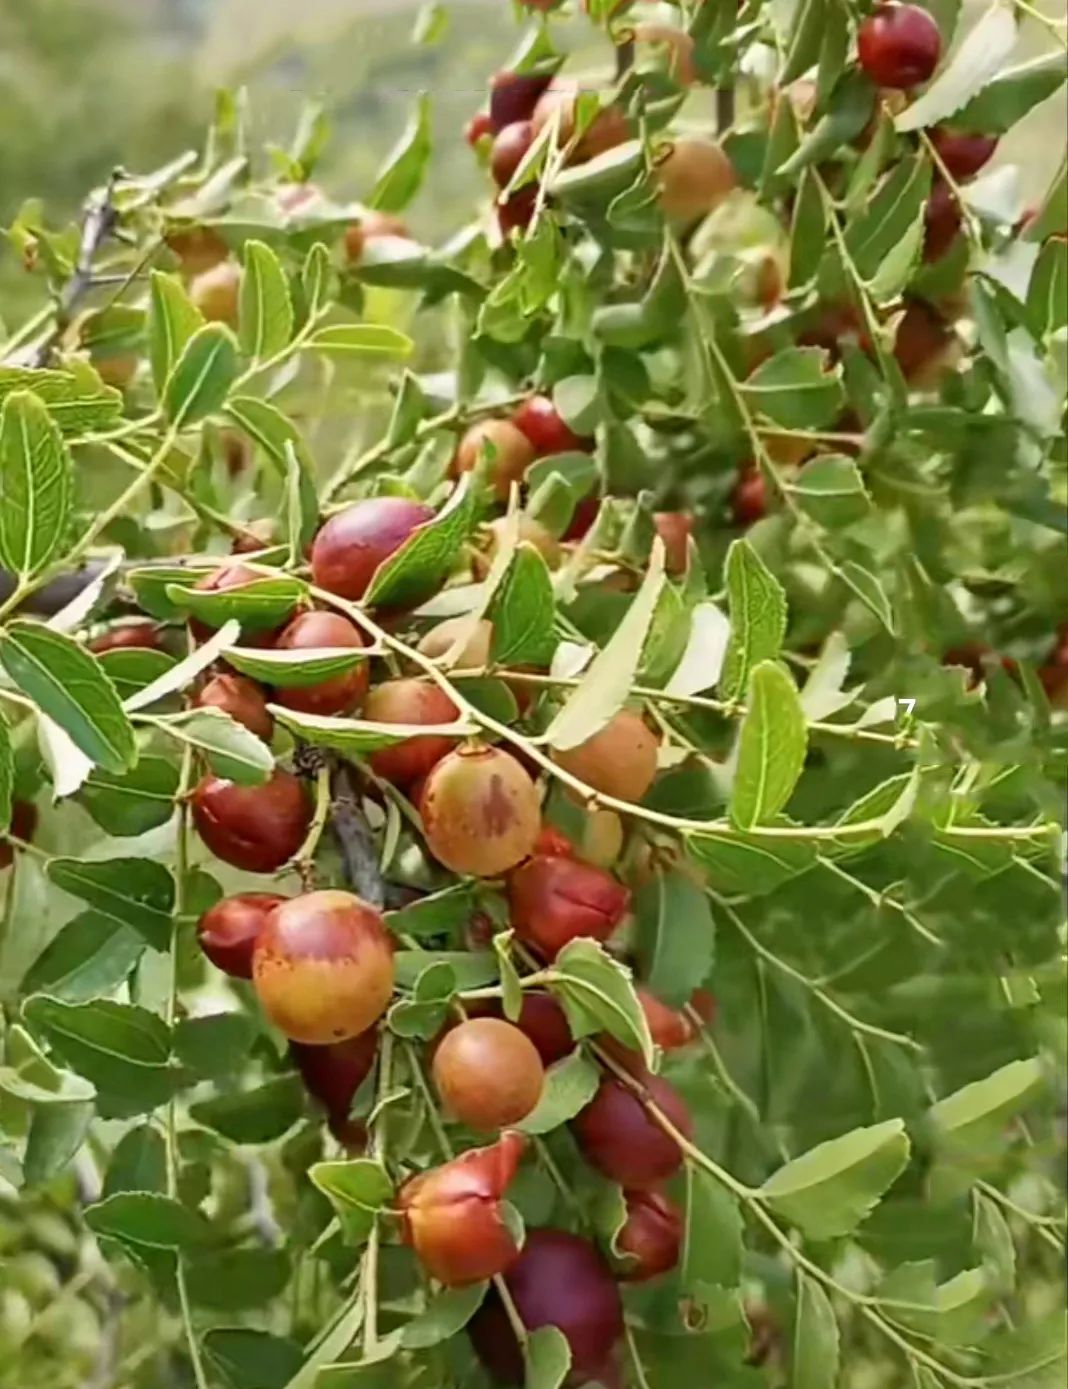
578, 807, 624, 868
166, 225, 229, 276
420, 744, 541, 876
465, 111, 493, 147
88, 621, 163, 654
311, 496, 434, 600
193, 673, 274, 741
892, 299, 957, 386
481, 516, 560, 572
857, 3, 941, 89
454, 419, 536, 500
552, 709, 659, 803
188, 562, 284, 645
532, 84, 629, 165
432, 1017, 544, 1129
630, 22, 697, 86
196, 892, 287, 979
508, 853, 630, 959
488, 70, 553, 132
364, 679, 460, 785
653, 511, 692, 574
291, 1028, 379, 1119
490, 121, 534, 189
344, 210, 411, 263
0, 801, 38, 871
655, 138, 736, 223
615, 1189, 682, 1281
930, 127, 998, 181
512, 394, 593, 456
417, 616, 493, 668
188, 259, 241, 325
572, 1074, 692, 1188
637, 987, 695, 1051
497, 185, 539, 237
273, 610, 370, 717
731, 463, 768, 526
513, 993, 575, 1066
923, 182, 963, 262
253, 890, 395, 1044
191, 769, 311, 873
469, 1229, 624, 1385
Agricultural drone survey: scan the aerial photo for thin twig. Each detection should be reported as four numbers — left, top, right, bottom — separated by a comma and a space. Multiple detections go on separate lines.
33, 172, 120, 367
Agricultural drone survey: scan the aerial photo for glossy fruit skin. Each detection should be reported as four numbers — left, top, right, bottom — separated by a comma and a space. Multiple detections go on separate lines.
188, 563, 283, 646
552, 709, 659, 803
490, 121, 535, 189
637, 988, 695, 1050
194, 674, 274, 741
344, 211, 411, 262
417, 616, 493, 668
311, 496, 434, 601
454, 420, 536, 501
512, 395, 593, 456
532, 84, 629, 165
0, 801, 38, 871
923, 181, 963, 262
653, 512, 692, 574
857, 4, 941, 89
513, 993, 574, 1066
731, 464, 768, 526
421, 744, 541, 876
466, 111, 493, 147
469, 1229, 624, 1385
253, 890, 395, 1044
616, 1189, 682, 1281
533, 824, 574, 858
930, 127, 998, 181
497, 185, 539, 237
432, 1017, 544, 1129
399, 1131, 526, 1286
197, 892, 286, 979
364, 679, 460, 785
191, 769, 311, 873
291, 1028, 379, 1119
189, 260, 241, 325
489, 70, 554, 132
508, 854, 630, 959
88, 621, 162, 654
273, 611, 370, 717
573, 1074, 692, 1188
656, 138, 736, 222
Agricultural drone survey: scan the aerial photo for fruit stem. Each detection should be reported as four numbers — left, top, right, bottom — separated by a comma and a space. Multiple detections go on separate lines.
295, 761, 333, 888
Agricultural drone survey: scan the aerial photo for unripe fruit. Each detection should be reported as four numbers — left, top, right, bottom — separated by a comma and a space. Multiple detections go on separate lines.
552, 709, 659, 803
630, 22, 697, 85
490, 121, 535, 189
189, 260, 241, 325
420, 745, 541, 876
194, 673, 274, 741
656, 139, 736, 223
88, 621, 162, 654
532, 84, 629, 165
94, 353, 139, 391
508, 854, 630, 959
273, 611, 370, 717
291, 1029, 379, 1118
253, 890, 395, 1044
417, 616, 493, 669
930, 127, 998, 181
469, 1229, 624, 1385
615, 1189, 682, 1281
454, 420, 536, 501
191, 769, 311, 873
344, 210, 411, 263
482, 516, 560, 571
188, 562, 284, 646
923, 181, 962, 262
572, 1074, 692, 1188
497, 185, 539, 237
731, 464, 767, 526
489, 70, 554, 132
311, 496, 434, 601
514, 993, 574, 1066
580, 808, 624, 868
432, 1017, 544, 1129
466, 111, 493, 147
857, 4, 941, 89
0, 801, 38, 870
512, 394, 593, 456
166, 226, 229, 276
363, 679, 460, 785
653, 512, 692, 574
197, 892, 286, 979
637, 988, 695, 1050
399, 1130, 526, 1285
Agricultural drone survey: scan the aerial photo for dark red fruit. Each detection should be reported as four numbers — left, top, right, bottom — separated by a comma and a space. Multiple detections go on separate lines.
892, 298, 953, 382
514, 993, 574, 1066
497, 184, 539, 237
532, 824, 574, 858
194, 673, 274, 741
197, 892, 286, 978
466, 111, 493, 147
923, 181, 963, 262
563, 494, 601, 541
489, 70, 554, 132
88, 621, 162, 654
469, 1229, 624, 1385
490, 121, 535, 189
512, 394, 593, 456
616, 1189, 682, 1281
188, 563, 283, 646
191, 769, 311, 873
637, 988, 695, 1051
310, 497, 434, 601
291, 1029, 379, 1118
572, 1074, 692, 1188
0, 801, 38, 870
273, 611, 370, 717
363, 679, 461, 785
857, 4, 941, 89
930, 128, 998, 181
508, 854, 630, 959
653, 512, 692, 574
731, 464, 767, 526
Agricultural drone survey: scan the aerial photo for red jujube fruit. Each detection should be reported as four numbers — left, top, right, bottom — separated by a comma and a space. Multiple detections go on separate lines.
310, 496, 434, 601
273, 610, 370, 716
193, 673, 274, 741
572, 1074, 692, 1189
191, 769, 311, 873
291, 1029, 379, 1119
512, 394, 593, 456
364, 679, 461, 785
615, 1189, 682, 1281
508, 854, 629, 958
857, 4, 941, 89
197, 892, 286, 978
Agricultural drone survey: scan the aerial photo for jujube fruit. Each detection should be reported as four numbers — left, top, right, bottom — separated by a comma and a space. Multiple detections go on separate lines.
615, 1189, 682, 1281
191, 769, 311, 873
512, 394, 593, 456
579, 808, 624, 867
311, 496, 434, 600
291, 1028, 379, 1118
454, 420, 536, 500
253, 890, 395, 1044
481, 516, 560, 571
197, 892, 286, 979
344, 210, 411, 263
653, 512, 692, 574
893, 299, 956, 386
469, 1228, 624, 1385
466, 111, 493, 147
420, 744, 540, 876
572, 1074, 692, 1188
189, 260, 241, 325
88, 621, 163, 654
489, 70, 553, 131
432, 1017, 544, 1129
857, 4, 941, 89
655, 138, 736, 223
399, 1130, 526, 1286
532, 84, 629, 165
923, 181, 962, 262
273, 610, 370, 717
508, 853, 630, 959
0, 801, 38, 871
532, 824, 573, 858
490, 121, 535, 189
630, 22, 696, 85
417, 616, 493, 668
188, 562, 285, 645
497, 185, 539, 237
513, 993, 575, 1066
637, 988, 695, 1050
194, 673, 274, 741
166, 226, 229, 276
731, 464, 768, 526
552, 709, 659, 803
363, 679, 460, 785
930, 127, 997, 181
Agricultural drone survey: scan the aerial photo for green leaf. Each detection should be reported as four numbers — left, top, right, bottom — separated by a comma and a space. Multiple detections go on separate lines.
163, 322, 238, 426
147, 271, 204, 392
309, 1156, 393, 1245
80, 756, 179, 837
634, 871, 715, 1008
23, 1098, 94, 1185
779, 71, 874, 177
835, 560, 895, 634
488, 545, 558, 666
384, 884, 479, 939
48, 857, 174, 951
780, 0, 827, 86
0, 717, 11, 833
517, 1049, 600, 1135
681, 1165, 743, 1291
186, 1248, 292, 1310
224, 642, 373, 688
718, 539, 787, 702
973, 1191, 1015, 1295
1027, 236, 1068, 339
956, 50, 1068, 134
896, 4, 1019, 133
731, 662, 808, 830
550, 939, 656, 1069
270, 706, 475, 756
845, 156, 932, 282
867, 204, 926, 303
369, 92, 431, 213
742, 348, 844, 430
1024, 151, 1066, 241
154, 709, 273, 786
224, 395, 312, 476
524, 1326, 571, 1389
788, 169, 827, 289
0, 391, 73, 579
401, 1283, 486, 1350
103, 1124, 167, 1197
792, 1275, 839, 1389
0, 365, 122, 435
365, 477, 475, 608
22, 912, 145, 1003
786, 454, 871, 529
760, 1119, 911, 1239
930, 1058, 1045, 1151
174, 1013, 257, 1080
85, 1191, 210, 1250
306, 323, 414, 359
205, 1330, 304, 1389
0, 621, 135, 773
190, 1075, 306, 1144
167, 575, 305, 632
239, 240, 294, 361
686, 827, 817, 896
393, 951, 497, 991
